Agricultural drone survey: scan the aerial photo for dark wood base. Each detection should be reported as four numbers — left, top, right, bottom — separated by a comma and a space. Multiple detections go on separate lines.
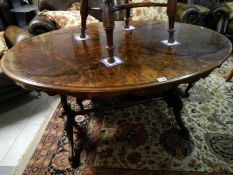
60, 88, 190, 167
165, 89, 190, 139
60, 95, 84, 167
184, 83, 195, 97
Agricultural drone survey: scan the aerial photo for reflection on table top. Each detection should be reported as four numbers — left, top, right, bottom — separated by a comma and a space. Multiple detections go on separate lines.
1, 21, 232, 97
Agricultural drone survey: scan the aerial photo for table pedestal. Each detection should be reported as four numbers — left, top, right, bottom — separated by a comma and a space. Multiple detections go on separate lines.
60, 88, 190, 167
60, 95, 85, 167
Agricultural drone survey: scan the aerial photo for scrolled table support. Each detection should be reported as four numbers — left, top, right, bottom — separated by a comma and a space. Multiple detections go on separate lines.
184, 83, 195, 97
60, 95, 82, 167
165, 90, 190, 139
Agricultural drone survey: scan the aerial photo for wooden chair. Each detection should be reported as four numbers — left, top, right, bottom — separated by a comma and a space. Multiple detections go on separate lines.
79, 0, 177, 63
0, 0, 32, 101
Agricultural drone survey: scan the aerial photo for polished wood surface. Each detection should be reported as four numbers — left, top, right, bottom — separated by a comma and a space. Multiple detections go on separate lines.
1, 21, 232, 97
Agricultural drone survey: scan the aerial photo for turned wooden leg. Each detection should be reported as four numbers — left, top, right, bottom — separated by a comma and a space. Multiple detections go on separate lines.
60, 95, 79, 167
103, 0, 115, 63
166, 90, 190, 139
184, 83, 195, 97
63, 115, 76, 163
167, 0, 177, 43
80, 0, 89, 38
124, 0, 131, 29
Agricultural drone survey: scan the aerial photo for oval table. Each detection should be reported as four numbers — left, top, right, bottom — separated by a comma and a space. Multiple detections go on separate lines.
1, 21, 232, 166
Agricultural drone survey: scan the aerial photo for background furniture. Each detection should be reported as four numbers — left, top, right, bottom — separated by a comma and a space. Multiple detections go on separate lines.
10, 4, 37, 27
26, 0, 229, 36
176, 0, 228, 32
0, 26, 33, 101
3, 0, 232, 40
180, 0, 233, 41
28, 0, 134, 35
28, 0, 217, 35
0, 0, 16, 30
1, 0, 37, 28
215, 0, 233, 40
212, 1, 233, 82
0, 0, 33, 101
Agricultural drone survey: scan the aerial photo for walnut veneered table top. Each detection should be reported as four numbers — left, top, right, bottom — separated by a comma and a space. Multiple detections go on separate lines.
1, 21, 232, 97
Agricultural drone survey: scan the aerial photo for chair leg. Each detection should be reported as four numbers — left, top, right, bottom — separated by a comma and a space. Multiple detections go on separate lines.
103, 0, 115, 62
225, 68, 233, 82
124, 0, 131, 29
80, 0, 89, 38
167, 0, 177, 43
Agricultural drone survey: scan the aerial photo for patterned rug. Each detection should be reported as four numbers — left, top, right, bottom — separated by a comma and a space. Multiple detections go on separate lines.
23, 56, 233, 175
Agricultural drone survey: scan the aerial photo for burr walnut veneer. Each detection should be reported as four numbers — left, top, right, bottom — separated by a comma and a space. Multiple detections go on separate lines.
1, 21, 232, 166
2, 22, 231, 96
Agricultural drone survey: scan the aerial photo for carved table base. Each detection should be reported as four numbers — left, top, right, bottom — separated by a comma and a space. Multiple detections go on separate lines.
60, 95, 84, 167
165, 90, 190, 139
184, 83, 195, 97
60, 88, 190, 167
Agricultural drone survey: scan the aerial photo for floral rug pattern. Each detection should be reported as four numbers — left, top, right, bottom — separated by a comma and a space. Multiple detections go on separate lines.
23, 56, 233, 175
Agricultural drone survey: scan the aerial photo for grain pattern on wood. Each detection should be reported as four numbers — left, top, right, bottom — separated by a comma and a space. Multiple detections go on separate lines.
1, 21, 232, 97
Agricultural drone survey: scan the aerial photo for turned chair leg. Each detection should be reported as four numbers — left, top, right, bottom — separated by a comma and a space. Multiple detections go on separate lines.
80, 0, 89, 38
167, 0, 177, 43
124, 0, 131, 29
103, 0, 115, 63
225, 68, 233, 82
